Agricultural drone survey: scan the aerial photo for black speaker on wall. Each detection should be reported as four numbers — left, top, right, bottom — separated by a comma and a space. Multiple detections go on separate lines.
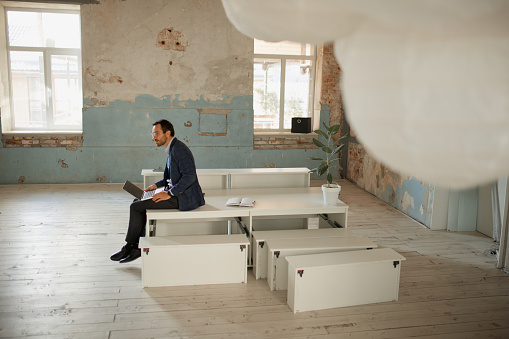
291, 117, 312, 133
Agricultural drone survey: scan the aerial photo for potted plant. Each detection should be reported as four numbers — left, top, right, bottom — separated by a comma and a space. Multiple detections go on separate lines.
309, 122, 350, 205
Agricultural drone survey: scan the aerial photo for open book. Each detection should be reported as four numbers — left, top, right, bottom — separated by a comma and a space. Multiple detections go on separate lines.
225, 197, 256, 207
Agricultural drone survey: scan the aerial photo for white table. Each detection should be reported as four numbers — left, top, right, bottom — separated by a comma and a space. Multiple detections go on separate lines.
145, 187, 349, 264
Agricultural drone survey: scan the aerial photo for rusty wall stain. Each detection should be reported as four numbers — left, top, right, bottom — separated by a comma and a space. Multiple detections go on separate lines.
18, 176, 25, 184
157, 27, 187, 52
58, 159, 69, 169
86, 67, 123, 84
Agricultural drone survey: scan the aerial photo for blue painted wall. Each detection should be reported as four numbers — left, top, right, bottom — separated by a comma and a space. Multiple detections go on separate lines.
0, 94, 329, 184
346, 141, 432, 226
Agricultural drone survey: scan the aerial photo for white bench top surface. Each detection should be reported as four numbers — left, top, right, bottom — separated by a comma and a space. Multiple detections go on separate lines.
267, 236, 377, 251
140, 234, 249, 248
286, 248, 406, 267
253, 228, 356, 241
142, 168, 310, 176
147, 187, 348, 220
228, 167, 310, 175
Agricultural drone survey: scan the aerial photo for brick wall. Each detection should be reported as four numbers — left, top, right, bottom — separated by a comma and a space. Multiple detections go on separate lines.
2, 134, 84, 151
253, 134, 315, 150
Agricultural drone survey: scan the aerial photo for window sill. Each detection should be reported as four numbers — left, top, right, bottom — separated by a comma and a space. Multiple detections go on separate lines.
254, 131, 317, 137
2, 131, 82, 136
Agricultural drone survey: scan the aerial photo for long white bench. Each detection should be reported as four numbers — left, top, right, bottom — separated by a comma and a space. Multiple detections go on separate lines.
140, 233, 249, 288
141, 167, 310, 190
286, 248, 406, 313
266, 236, 377, 291
252, 228, 357, 280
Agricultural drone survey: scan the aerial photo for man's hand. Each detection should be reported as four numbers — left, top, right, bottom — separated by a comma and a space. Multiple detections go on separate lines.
152, 191, 171, 203
145, 184, 157, 191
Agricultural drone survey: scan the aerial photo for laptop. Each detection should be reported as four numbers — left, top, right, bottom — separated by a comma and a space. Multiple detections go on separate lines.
122, 180, 164, 201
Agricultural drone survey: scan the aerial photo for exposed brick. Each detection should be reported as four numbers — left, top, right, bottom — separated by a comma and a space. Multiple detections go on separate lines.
1, 134, 83, 149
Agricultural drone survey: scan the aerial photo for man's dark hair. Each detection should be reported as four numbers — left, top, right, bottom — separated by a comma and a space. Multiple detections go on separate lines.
153, 119, 175, 136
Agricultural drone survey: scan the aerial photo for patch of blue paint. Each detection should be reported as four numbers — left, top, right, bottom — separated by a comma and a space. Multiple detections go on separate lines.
379, 184, 396, 205
0, 96, 331, 184
399, 177, 425, 223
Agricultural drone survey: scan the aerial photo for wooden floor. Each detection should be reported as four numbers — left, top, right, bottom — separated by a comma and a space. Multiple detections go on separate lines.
1, 180, 509, 338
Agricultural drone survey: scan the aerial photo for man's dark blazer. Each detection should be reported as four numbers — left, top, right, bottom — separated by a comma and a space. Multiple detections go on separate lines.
155, 137, 205, 211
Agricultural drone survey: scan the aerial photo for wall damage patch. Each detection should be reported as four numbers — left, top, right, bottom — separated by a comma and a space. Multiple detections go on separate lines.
157, 28, 187, 52
197, 109, 231, 136
58, 159, 69, 169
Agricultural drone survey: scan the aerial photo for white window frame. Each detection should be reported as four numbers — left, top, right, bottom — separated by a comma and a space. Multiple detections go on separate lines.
254, 42, 317, 133
1, 4, 82, 133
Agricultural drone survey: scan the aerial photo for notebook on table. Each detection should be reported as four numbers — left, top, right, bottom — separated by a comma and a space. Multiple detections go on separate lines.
122, 180, 164, 201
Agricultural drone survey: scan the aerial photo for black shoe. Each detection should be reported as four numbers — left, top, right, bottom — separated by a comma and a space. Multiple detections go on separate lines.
110, 244, 133, 261
119, 248, 141, 263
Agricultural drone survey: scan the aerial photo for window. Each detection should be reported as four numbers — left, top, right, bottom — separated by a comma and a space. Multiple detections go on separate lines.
5, 7, 82, 131
253, 39, 316, 132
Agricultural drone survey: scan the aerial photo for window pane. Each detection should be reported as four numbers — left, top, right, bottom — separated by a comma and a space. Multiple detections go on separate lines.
254, 39, 313, 56
43, 13, 81, 48
284, 59, 312, 129
10, 51, 47, 128
7, 11, 80, 48
51, 55, 82, 126
254, 58, 281, 129
7, 11, 44, 47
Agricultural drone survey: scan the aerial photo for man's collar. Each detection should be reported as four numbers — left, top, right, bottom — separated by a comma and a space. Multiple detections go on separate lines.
165, 136, 175, 154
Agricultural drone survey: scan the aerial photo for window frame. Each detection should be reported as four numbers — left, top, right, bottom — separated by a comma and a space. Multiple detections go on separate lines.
253, 42, 317, 133
4, 6, 82, 133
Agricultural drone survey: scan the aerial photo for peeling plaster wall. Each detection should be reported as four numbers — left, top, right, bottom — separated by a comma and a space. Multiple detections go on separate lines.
347, 142, 433, 226
81, 0, 251, 106
0, 0, 330, 185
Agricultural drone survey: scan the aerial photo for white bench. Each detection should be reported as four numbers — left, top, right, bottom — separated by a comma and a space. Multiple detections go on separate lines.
252, 228, 357, 279
286, 248, 406, 313
140, 233, 249, 287
141, 167, 310, 190
229, 168, 310, 189
266, 236, 377, 291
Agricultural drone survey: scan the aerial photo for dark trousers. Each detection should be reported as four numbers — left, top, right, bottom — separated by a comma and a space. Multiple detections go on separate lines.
125, 197, 179, 244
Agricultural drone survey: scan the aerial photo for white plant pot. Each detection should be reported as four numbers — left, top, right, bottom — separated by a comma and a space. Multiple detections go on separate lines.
322, 184, 341, 205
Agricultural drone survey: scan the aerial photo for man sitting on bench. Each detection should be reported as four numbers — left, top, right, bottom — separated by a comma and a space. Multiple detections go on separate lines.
111, 119, 205, 263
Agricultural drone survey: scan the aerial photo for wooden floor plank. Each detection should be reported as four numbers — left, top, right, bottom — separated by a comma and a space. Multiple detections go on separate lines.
1, 180, 509, 338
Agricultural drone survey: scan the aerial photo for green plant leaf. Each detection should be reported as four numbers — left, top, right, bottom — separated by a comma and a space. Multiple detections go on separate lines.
317, 163, 328, 176
329, 124, 340, 135
338, 132, 351, 141
312, 138, 326, 148
308, 157, 323, 161
315, 130, 328, 140
331, 144, 345, 156
321, 146, 332, 154
323, 121, 331, 133
327, 172, 333, 184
